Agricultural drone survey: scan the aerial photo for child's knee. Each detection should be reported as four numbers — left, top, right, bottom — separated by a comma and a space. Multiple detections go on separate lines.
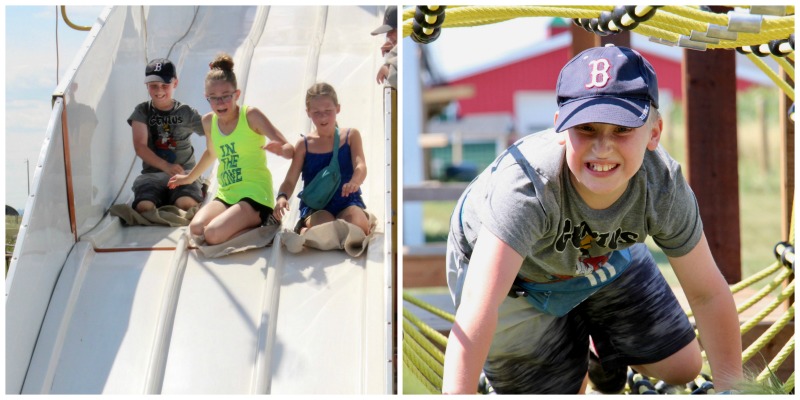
633, 343, 702, 385
135, 200, 156, 213
174, 196, 198, 210
189, 219, 205, 236
203, 225, 225, 245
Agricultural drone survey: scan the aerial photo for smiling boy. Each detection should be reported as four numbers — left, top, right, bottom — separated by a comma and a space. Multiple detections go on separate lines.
128, 58, 205, 213
442, 45, 743, 394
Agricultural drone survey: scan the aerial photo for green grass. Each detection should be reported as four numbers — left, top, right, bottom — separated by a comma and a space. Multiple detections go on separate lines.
6, 215, 22, 275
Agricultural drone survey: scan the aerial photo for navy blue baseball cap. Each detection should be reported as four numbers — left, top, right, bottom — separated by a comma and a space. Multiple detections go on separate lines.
144, 58, 177, 84
554, 45, 659, 132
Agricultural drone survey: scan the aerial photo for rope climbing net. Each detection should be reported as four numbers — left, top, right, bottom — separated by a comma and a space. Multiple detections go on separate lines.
402, 4, 795, 394
404, 247, 794, 394
403, 5, 795, 101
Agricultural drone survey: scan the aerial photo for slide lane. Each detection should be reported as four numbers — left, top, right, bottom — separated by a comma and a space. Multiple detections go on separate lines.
9, 6, 392, 394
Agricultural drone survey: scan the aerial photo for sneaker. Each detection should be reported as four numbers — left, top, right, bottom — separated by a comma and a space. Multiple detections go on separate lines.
587, 351, 627, 394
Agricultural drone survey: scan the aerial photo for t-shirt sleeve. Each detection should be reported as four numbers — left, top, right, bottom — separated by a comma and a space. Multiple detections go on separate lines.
650, 164, 704, 258
127, 102, 147, 126
189, 108, 204, 135
478, 162, 546, 259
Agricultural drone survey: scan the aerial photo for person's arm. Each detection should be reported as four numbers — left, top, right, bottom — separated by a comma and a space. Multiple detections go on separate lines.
132, 120, 184, 176
168, 114, 217, 188
442, 226, 523, 394
669, 233, 743, 391
247, 106, 294, 159
342, 128, 366, 197
272, 138, 306, 220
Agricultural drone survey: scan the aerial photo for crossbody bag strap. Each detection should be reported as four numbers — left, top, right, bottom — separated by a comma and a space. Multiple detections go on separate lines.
329, 126, 340, 169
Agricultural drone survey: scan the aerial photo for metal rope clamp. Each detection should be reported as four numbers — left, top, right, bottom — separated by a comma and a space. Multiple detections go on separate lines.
705, 24, 738, 41
678, 35, 708, 51
727, 10, 762, 33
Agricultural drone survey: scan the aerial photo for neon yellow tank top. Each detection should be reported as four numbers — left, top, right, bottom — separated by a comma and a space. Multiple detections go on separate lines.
211, 105, 274, 208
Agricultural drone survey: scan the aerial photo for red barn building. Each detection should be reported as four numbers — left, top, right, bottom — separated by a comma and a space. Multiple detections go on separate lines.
440, 20, 772, 135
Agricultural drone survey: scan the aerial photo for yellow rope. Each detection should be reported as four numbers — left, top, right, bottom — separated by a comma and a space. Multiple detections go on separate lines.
735, 269, 793, 315
659, 5, 727, 26
404, 325, 445, 377
688, 269, 789, 319
783, 372, 795, 394
745, 53, 795, 101
756, 337, 794, 384
402, 5, 796, 51
742, 305, 794, 363
739, 279, 795, 335
403, 319, 445, 364
730, 262, 782, 294
403, 307, 449, 349
404, 339, 444, 390
403, 353, 439, 393
772, 55, 796, 82
647, 9, 709, 33
404, 292, 455, 322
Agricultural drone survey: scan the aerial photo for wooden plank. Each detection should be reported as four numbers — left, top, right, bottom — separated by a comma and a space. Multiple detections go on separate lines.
682, 42, 741, 283
403, 253, 447, 288
422, 84, 475, 104
779, 69, 794, 242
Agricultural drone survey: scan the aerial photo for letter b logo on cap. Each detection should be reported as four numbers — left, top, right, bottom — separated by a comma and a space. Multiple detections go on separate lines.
585, 59, 611, 89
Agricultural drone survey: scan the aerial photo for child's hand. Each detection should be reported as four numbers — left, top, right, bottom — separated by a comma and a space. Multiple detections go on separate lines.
167, 174, 189, 189
262, 141, 284, 156
376, 65, 389, 84
341, 181, 360, 197
273, 197, 290, 221
164, 163, 186, 176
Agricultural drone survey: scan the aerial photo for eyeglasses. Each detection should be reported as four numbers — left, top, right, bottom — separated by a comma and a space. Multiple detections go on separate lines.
206, 94, 234, 104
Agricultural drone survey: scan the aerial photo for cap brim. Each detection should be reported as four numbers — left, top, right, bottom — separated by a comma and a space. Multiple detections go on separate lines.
144, 75, 171, 84
555, 97, 651, 132
371, 24, 393, 35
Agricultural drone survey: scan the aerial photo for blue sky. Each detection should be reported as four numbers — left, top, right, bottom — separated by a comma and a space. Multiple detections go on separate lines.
5, 5, 105, 211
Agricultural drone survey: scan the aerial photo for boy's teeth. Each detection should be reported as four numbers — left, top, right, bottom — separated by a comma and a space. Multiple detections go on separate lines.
590, 163, 615, 172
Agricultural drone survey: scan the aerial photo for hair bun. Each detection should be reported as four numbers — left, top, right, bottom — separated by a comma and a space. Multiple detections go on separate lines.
209, 53, 235, 71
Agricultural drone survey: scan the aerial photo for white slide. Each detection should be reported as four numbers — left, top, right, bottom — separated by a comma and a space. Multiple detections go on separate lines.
5, 6, 394, 394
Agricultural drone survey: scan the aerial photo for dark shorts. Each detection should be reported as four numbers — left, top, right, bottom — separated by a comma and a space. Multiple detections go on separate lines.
446, 242, 696, 394
213, 197, 273, 226
132, 172, 203, 209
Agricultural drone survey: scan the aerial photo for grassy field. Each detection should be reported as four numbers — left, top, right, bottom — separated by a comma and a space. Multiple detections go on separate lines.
421, 88, 787, 286
6, 215, 22, 274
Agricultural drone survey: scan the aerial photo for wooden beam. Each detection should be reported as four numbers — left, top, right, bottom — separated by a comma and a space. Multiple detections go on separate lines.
570, 20, 631, 57
570, 23, 596, 57
422, 84, 475, 104
779, 68, 794, 242
682, 40, 741, 283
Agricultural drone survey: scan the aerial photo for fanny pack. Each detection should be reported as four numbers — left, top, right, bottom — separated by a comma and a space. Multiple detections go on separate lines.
510, 249, 632, 317
300, 127, 342, 210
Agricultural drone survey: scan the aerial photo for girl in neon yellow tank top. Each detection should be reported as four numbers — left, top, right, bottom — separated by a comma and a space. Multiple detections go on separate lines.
168, 53, 294, 245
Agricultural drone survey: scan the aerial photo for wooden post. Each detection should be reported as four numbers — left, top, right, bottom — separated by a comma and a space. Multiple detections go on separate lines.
779, 69, 794, 242
570, 22, 631, 57
599, 30, 631, 48
682, 38, 741, 283
570, 23, 596, 57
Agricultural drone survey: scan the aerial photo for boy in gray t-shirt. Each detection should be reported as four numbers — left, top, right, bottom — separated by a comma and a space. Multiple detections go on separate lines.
127, 58, 205, 213
443, 46, 743, 394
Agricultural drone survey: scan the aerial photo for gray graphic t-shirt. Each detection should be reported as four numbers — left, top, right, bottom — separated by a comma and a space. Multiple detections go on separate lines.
450, 128, 703, 314
128, 100, 204, 173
